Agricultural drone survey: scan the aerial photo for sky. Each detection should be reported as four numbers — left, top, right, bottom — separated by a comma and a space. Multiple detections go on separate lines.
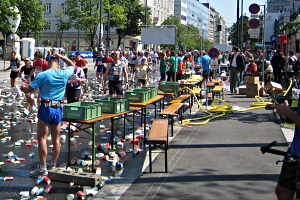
206, 0, 267, 27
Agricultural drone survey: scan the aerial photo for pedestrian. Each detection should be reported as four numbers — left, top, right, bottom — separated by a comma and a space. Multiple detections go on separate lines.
45, 50, 53, 62
75, 52, 88, 79
167, 51, 178, 82
271, 50, 285, 84
21, 53, 75, 176
200, 51, 212, 86
136, 57, 152, 87
94, 51, 105, 85
274, 70, 300, 199
264, 60, 273, 83
104, 51, 128, 98
33, 51, 49, 76
20, 58, 34, 82
287, 51, 298, 79
6, 51, 21, 90
229, 47, 245, 94
177, 54, 185, 81
159, 52, 167, 81
59, 50, 67, 69
244, 57, 258, 77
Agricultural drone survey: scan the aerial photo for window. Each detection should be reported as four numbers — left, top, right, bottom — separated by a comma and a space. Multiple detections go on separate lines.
181, 15, 187, 21
45, 3, 51, 14
61, 3, 67, 14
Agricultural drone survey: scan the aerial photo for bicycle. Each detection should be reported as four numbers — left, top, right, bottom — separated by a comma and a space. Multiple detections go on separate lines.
261, 141, 300, 199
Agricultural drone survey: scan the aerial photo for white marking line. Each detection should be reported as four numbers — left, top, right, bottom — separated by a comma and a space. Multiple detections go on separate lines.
144, 134, 193, 199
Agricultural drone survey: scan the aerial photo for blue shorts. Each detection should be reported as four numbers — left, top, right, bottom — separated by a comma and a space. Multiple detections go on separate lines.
37, 104, 63, 125
96, 65, 106, 73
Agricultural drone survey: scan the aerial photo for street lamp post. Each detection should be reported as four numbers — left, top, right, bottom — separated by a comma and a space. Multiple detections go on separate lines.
236, 0, 240, 47
240, 0, 244, 49
98, 0, 103, 49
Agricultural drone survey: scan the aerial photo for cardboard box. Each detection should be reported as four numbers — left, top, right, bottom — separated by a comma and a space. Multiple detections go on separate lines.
246, 84, 260, 98
265, 81, 283, 92
245, 76, 260, 85
238, 85, 247, 95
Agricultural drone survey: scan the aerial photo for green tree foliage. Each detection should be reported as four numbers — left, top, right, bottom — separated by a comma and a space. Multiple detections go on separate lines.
55, 9, 71, 47
66, 0, 127, 48
112, 0, 151, 48
229, 16, 250, 47
161, 16, 212, 51
0, 0, 46, 36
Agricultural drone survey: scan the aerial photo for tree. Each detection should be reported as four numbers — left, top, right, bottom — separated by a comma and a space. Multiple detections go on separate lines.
0, 0, 46, 36
112, 0, 151, 48
161, 16, 211, 50
229, 16, 250, 47
66, 0, 127, 49
55, 9, 71, 47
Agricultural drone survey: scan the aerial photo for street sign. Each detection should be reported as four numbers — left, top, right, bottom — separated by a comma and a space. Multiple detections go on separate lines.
208, 48, 220, 59
249, 4, 260, 14
249, 18, 260, 29
248, 29, 260, 39
270, 34, 277, 43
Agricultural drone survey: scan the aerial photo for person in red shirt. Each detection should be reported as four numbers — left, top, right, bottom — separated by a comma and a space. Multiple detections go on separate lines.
102, 51, 113, 64
33, 51, 49, 77
75, 52, 88, 78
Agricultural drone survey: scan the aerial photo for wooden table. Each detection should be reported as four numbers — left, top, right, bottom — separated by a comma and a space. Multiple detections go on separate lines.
63, 107, 141, 168
129, 95, 164, 140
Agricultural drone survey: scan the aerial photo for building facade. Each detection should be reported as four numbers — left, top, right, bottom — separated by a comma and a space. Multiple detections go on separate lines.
37, 0, 171, 51
174, 0, 209, 39
140, 0, 174, 25
202, 3, 227, 45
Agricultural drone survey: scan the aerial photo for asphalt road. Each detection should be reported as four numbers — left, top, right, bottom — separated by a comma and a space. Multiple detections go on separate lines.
119, 96, 287, 200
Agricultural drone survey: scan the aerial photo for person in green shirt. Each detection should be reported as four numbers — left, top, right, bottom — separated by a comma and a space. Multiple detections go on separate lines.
167, 51, 178, 81
160, 52, 167, 81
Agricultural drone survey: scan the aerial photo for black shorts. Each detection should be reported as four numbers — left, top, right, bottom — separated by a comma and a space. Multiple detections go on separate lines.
66, 85, 81, 103
278, 159, 300, 191
137, 79, 146, 85
10, 71, 19, 79
96, 65, 106, 73
108, 80, 123, 96
129, 64, 136, 72
203, 70, 210, 79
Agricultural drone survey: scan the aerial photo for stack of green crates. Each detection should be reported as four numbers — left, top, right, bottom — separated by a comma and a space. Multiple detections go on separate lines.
95, 97, 128, 113
141, 86, 158, 98
63, 102, 102, 120
159, 82, 180, 94
125, 88, 150, 103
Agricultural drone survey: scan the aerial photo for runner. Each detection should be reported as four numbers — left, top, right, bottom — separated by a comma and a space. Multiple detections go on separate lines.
6, 51, 21, 88
20, 58, 34, 82
33, 51, 49, 77
94, 51, 106, 91
66, 64, 86, 103
136, 57, 152, 87
104, 51, 128, 98
21, 53, 75, 176
75, 52, 88, 78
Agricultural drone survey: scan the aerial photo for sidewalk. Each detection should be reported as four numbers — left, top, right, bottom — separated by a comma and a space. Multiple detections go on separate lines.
105, 95, 287, 200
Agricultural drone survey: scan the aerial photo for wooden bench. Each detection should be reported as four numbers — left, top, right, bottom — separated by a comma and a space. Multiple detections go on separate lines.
212, 85, 224, 99
145, 119, 169, 173
160, 103, 184, 137
169, 94, 192, 113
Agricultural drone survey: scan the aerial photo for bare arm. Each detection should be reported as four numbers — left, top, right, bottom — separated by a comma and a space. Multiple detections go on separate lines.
55, 53, 75, 66
275, 102, 300, 127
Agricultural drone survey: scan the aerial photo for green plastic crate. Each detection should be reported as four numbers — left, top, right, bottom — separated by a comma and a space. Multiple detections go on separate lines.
95, 97, 128, 113
141, 86, 158, 98
63, 102, 102, 120
159, 82, 180, 94
125, 88, 150, 103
